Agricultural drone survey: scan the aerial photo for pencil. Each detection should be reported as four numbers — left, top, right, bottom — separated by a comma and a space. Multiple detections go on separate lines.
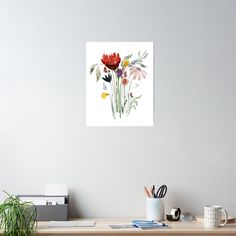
144, 187, 151, 198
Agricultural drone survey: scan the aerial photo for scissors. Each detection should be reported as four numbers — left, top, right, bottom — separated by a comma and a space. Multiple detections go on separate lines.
154, 185, 167, 198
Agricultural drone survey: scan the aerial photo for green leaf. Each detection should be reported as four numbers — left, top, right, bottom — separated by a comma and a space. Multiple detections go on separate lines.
96, 66, 101, 82
130, 98, 139, 106
141, 50, 147, 58
138, 50, 141, 58
139, 63, 147, 68
90, 64, 97, 74
134, 95, 142, 100
126, 96, 142, 116
127, 104, 137, 116
124, 54, 133, 60
142, 52, 148, 59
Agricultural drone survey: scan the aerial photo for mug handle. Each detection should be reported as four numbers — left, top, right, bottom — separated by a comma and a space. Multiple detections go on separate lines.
220, 209, 228, 227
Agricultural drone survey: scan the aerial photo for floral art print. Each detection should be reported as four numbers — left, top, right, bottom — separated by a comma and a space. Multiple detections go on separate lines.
86, 42, 153, 126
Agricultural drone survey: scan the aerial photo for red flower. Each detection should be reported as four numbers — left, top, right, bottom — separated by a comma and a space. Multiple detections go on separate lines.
101, 53, 121, 70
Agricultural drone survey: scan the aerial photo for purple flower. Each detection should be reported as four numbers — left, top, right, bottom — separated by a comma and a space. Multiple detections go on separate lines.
116, 68, 123, 77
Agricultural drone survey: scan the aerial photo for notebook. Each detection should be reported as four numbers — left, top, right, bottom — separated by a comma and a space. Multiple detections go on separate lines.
132, 220, 168, 229
48, 220, 95, 227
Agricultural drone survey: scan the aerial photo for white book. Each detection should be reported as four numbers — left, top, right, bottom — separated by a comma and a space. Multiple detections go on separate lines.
20, 199, 47, 205
19, 196, 65, 205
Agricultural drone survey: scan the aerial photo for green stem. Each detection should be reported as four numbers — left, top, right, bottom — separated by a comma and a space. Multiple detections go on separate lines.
110, 78, 116, 118
118, 78, 122, 118
117, 79, 119, 114
126, 77, 133, 114
123, 85, 125, 111
113, 72, 118, 113
109, 83, 116, 119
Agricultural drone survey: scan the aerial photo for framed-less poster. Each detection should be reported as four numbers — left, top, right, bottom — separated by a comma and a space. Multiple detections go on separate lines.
86, 42, 153, 126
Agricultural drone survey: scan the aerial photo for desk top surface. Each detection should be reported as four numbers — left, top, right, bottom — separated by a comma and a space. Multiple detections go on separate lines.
36, 218, 236, 234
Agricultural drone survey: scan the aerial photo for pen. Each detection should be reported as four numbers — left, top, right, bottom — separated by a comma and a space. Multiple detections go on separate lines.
144, 187, 151, 198
153, 220, 166, 226
151, 185, 155, 198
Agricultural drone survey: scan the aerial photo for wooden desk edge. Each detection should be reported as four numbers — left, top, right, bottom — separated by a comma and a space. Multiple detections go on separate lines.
2, 218, 236, 236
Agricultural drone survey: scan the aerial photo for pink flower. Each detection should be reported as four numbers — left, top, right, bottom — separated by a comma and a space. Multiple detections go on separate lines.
129, 66, 147, 80
121, 78, 129, 86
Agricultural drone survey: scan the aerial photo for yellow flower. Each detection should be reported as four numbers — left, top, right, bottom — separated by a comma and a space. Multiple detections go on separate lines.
123, 60, 129, 67
101, 92, 109, 100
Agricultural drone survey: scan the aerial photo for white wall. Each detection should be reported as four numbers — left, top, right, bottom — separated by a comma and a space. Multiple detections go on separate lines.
0, 0, 235, 218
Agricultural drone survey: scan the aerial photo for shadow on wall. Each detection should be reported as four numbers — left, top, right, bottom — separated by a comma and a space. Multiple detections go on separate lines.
68, 190, 83, 218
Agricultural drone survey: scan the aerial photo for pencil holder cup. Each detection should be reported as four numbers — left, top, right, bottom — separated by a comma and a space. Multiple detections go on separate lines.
146, 198, 165, 221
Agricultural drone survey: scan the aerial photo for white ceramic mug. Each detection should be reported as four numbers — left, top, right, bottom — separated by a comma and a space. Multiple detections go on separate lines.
204, 205, 228, 228
146, 198, 165, 221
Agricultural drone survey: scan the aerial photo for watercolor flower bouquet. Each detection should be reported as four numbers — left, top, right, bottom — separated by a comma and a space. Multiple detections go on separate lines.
89, 50, 148, 119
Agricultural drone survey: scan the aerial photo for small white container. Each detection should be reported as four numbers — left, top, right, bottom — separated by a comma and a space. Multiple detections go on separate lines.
146, 198, 165, 221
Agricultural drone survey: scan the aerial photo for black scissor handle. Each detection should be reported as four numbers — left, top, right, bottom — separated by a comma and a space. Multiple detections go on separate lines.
155, 184, 167, 198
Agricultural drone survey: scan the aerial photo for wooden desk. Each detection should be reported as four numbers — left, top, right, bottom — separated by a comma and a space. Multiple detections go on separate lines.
35, 218, 236, 236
